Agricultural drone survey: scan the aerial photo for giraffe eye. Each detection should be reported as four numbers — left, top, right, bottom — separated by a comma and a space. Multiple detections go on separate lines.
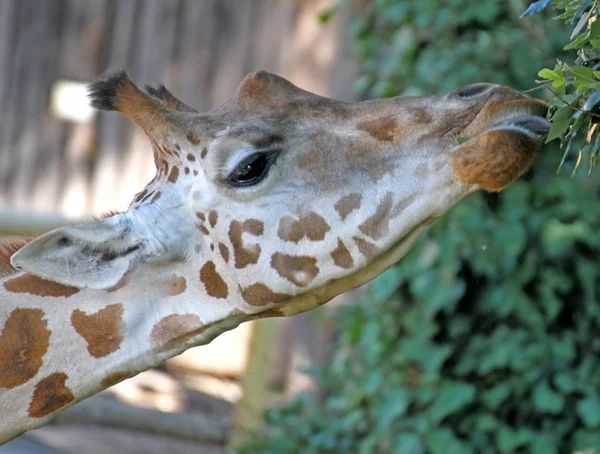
228, 152, 275, 187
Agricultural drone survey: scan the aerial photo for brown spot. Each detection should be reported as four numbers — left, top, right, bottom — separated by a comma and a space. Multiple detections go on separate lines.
151, 314, 206, 353
196, 212, 206, 222
331, 239, 354, 269
184, 167, 190, 175
101, 371, 135, 388
0, 309, 50, 389
175, 144, 181, 151
168, 166, 180, 183
193, 170, 199, 176
186, 132, 200, 145
199, 224, 210, 235
219, 243, 230, 263
4, 274, 79, 297
151, 275, 187, 296
71, 304, 124, 358
209, 210, 218, 228
359, 192, 393, 240
241, 283, 291, 306
28, 372, 74, 418
186, 153, 196, 162
200, 147, 208, 159
210, 243, 215, 251
227, 308, 246, 318
357, 115, 398, 142
229, 219, 264, 269
200, 261, 228, 299
278, 212, 330, 243
335, 194, 362, 221
151, 191, 162, 203
410, 107, 433, 125
271, 253, 319, 287
353, 236, 379, 260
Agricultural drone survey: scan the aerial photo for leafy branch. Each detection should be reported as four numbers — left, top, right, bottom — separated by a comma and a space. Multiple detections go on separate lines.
525, 0, 600, 173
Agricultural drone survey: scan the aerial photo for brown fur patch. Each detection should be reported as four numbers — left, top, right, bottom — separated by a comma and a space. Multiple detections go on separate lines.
0, 309, 50, 389
334, 194, 362, 221
200, 261, 229, 299
4, 274, 80, 297
331, 239, 354, 269
218, 243, 230, 263
241, 283, 291, 306
71, 304, 124, 358
28, 372, 75, 418
271, 253, 319, 287
209, 210, 218, 228
151, 314, 205, 353
101, 371, 135, 388
451, 130, 538, 191
278, 212, 330, 243
187, 153, 196, 162
200, 147, 208, 159
353, 236, 379, 260
229, 219, 264, 269
196, 212, 206, 222
359, 192, 394, 240
151, 275, 187, 296
199, 224, 210, 235
357, 115, 398, 142
187, 132, 201, 145
168, 166, 180, 183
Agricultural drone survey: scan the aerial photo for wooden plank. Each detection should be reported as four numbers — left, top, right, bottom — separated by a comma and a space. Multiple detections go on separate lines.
0, 0, 26, 202
173, 0, 215, 112
89, 0, 137, 214
10, 0, 51, 208
57, 0, 108, 216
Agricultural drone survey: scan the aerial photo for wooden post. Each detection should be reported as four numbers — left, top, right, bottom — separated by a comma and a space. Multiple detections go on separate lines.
227, 319, 278, 449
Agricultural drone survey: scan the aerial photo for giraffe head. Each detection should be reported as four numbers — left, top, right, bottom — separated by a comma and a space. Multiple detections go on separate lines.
11, 71, 548, 316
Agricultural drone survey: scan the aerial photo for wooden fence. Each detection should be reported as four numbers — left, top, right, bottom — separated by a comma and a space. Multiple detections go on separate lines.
0, 0, 355, 217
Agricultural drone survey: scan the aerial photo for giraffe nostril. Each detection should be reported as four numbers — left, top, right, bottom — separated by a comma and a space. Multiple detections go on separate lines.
456, 83, 496, 99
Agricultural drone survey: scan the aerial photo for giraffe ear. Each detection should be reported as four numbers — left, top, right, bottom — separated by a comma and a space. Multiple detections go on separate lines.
10, 215, 150, 290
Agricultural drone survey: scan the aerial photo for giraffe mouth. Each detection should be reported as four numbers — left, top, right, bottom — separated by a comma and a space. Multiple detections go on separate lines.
492, 114, 550, 139
451, 101, 550, 191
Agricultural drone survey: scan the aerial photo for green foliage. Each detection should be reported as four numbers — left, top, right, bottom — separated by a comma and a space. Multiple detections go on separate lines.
529, 0, 600, 172
235, 2, 600, 454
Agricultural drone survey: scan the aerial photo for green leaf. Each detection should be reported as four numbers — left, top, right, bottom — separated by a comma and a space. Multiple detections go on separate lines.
577, 397, 600, 427
547, 105, 573, 142
428, 381, 476, 424
538, 68, 563, 80
425, 429, 473, 454
533, 380, 565, 414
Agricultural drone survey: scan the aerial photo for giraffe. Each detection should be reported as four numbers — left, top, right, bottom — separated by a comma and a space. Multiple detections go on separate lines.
0, 70, 549, 443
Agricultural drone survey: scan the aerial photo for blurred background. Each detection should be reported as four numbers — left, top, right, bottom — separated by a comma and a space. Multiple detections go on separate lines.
4, 1, 600, 454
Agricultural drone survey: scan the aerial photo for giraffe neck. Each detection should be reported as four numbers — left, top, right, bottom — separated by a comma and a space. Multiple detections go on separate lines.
0, 259, 247, 443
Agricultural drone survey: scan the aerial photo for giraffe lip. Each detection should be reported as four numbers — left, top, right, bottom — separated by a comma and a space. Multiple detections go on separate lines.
497, 114, 550, 138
